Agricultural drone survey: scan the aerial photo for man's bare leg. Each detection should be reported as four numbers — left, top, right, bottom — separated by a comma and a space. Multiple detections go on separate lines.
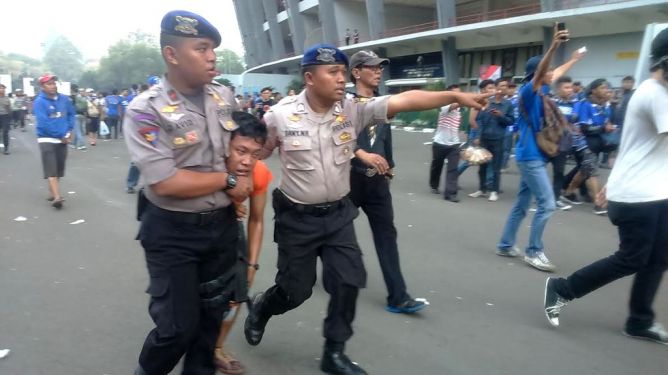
48, 177, 64, 208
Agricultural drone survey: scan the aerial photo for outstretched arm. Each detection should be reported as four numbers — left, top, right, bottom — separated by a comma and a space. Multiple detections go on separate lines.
534, 24, 569, 92
387, 90, 485, 119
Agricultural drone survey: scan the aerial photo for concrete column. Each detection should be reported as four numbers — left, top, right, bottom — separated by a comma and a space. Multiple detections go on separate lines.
377, 47, 389, 94
249, 0, 273, 64
234, 0, 258, 67
481, 0, 490, 21
440, 36, 460, 86
365, 0, 385, 40
436, 0, 457, 28
318, 0, 339, 45
286, 0, 307, 54
262, 0, 287, 60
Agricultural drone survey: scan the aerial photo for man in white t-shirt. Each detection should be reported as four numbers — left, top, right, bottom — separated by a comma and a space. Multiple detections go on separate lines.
543, 28, 668, 345
429, 84, 463, 202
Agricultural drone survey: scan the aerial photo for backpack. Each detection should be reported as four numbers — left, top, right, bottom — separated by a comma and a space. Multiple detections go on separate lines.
75, 96, 88, 114
87, 99, 100, 117
519, 92, 569, 157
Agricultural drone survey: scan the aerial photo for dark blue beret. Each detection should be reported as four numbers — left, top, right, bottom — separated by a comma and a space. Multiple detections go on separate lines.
301, 44, 349, 67
161, 10, 221, 48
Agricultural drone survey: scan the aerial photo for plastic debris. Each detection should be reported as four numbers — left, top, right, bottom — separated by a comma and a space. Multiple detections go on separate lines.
486, 303, 495, 307
407, 225, 413, 228
67, 191, 76, 194
69, 219, 85, 225
13, 216, 27, 222
0, 349, 9, 359
423, 141, 433, 145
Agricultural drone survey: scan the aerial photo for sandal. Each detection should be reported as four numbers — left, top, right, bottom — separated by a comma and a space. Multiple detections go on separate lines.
214, 349, 246, 375
52, 197, 65, 209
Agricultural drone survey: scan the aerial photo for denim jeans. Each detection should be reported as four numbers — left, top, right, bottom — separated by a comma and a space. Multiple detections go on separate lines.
498, 159, 556, 256
458, 159, 493, 189
127, 162, 140, 189
501, 132, 513, 169
71, 115, 87, 147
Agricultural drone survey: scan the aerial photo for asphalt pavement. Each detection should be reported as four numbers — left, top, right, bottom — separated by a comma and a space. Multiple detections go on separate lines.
0, 124, 666, 375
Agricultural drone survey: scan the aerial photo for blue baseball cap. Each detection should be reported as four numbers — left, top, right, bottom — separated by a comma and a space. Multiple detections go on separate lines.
160, 10, 221, 48
147, 76, 161, 86
301, 44, 349, 67
523, 55, 543, 82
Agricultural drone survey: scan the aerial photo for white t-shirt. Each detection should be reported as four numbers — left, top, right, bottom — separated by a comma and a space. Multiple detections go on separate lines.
606, 78, 668, 203
433, 105, 461, 145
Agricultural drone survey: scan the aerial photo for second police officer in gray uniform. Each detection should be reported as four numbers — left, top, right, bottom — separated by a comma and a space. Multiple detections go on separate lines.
124, 11, 252, 375
244, 44, 484, 375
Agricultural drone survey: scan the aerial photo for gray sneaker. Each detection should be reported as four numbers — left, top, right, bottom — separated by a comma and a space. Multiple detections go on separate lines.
623, 323, 668, 345
544, 277, 567, 327
495, 246, 520, 257
524, 252, 556, 272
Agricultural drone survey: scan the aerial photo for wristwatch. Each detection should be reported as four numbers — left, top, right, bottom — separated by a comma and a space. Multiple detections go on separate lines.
248, 263, 259, 270
224, 173, 237, 190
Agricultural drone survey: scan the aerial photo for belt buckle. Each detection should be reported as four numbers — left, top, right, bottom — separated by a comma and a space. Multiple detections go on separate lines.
313, 204, 332, 216
197, 210, 217, 225
365, 168, 377, 177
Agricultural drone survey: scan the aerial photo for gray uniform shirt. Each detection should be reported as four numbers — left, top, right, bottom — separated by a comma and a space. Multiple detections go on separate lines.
123, 76, 238, 212
0, 96, 11, 115
262, 90, 389, 204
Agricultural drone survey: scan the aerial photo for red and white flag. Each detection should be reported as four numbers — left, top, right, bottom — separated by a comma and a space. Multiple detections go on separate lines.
480, 65, 502, 80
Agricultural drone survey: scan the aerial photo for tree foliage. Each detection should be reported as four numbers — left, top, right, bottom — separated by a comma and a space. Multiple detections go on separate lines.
286, 77, 304, 94
43, 36, 84, 83
0, 52, 45, 90
215, 49, 245, 74
81, 38, 164, 91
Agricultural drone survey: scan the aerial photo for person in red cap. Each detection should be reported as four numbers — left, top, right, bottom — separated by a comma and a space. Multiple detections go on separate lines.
32, 74, 76, 208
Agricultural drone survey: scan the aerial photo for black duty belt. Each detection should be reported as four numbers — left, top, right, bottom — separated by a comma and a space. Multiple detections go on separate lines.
147, 202, 234, 226
274, 189, 346, 217
352, 165, 381, 177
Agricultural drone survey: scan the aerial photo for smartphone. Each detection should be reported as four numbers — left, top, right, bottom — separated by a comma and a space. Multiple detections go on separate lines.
557, 22, 568, 41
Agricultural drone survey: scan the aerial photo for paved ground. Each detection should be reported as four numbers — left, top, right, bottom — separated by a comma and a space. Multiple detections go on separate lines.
0, 125, 666, 375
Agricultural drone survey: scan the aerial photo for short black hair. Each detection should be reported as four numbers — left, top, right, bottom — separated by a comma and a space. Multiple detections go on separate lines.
301, 65, 318, 78
495, 77, 510, 85
160, 33, 183, 49
479, 79, 495, 90
260, 86, 273, 93
573, 81, 582, 86
140, 84, 149, 91
231, 111, 268, 145
111, 89, 118, 95
586, 78, 608, 96
132, 84, 139, 90
555, 76, 573, 87
446, 84, 459, 90
622, 75, 634, 82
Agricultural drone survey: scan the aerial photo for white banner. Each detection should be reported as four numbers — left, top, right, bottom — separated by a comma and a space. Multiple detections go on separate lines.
0, 74, 12, 93
22, 77, 35, 97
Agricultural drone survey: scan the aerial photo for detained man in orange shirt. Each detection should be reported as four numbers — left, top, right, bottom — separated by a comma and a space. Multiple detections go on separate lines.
214, 111, 273, 375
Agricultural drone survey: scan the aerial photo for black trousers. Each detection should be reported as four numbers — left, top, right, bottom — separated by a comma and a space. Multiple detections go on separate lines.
137, 203, 239, 375
554, 199, 668, 330
259, 189, 367, 343
429, 142, 461, 197
106, 116, 119, 139
0, 114, 10, 151
547, 151, 568, 201
12, 110, 26, 129
479, 138, 504, 192
349, 171, 409, 306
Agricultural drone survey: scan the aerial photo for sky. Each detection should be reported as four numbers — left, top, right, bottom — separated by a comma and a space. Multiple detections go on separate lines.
0, 0, 245, 62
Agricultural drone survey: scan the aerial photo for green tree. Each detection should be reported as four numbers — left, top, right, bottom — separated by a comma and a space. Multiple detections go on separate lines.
286, 77, 304, 94
96, 40, 164, 91
42, 36, 84, 82
215, 49, 245, 74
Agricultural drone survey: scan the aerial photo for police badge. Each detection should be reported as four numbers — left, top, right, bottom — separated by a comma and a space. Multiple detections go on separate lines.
174, 16, 199, 35
316, 48, 336, 63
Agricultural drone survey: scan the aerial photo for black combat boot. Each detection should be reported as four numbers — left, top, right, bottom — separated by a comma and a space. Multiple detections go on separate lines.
320, 340, 368, 375
244, 292, 270, 346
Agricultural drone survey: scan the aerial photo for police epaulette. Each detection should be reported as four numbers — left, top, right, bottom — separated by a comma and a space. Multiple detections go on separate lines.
147, 86, 162, 98
278, 96, 298, 105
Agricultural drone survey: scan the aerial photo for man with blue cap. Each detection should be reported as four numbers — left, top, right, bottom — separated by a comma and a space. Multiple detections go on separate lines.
495, 24, 569, 272
124, 10, 252, 375
244, 43, 484, 374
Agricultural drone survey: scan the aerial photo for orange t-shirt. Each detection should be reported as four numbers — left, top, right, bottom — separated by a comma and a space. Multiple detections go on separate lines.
250, 160, 273, 197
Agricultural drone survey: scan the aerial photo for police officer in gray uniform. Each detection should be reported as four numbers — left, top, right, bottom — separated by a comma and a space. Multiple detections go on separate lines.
124, 10, 251, 375
244, 44, 484, 374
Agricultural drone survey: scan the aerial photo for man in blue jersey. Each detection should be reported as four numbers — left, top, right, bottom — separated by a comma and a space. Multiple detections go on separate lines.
495, 24, 569, 272
33, 74, 76, 209
105, 89, 122, 139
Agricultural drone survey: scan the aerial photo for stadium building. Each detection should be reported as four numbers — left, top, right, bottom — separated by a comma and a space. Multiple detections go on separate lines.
233, 0, 668, 91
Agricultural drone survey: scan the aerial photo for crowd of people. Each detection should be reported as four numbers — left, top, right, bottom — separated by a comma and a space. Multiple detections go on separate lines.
12, 9, 668, 375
